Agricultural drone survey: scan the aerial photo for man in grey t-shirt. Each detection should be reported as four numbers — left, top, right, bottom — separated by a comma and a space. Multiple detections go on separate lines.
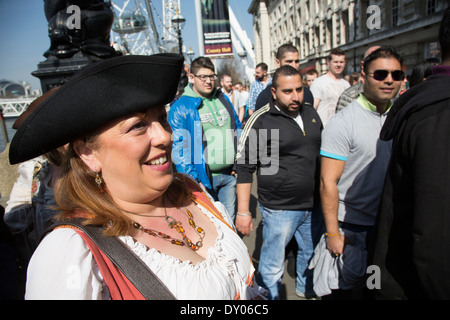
318, 47, 405, 298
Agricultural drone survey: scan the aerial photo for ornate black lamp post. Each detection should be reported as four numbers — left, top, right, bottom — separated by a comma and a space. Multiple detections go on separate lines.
171, 10, 185, 55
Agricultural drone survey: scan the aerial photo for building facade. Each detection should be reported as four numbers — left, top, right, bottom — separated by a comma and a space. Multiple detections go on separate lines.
248, 0, 447, 76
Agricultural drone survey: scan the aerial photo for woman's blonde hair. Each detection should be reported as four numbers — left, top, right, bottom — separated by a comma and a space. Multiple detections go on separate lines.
54, 142, 192, 237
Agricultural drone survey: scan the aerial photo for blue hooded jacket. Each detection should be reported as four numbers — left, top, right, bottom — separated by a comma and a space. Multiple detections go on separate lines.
168, 84, 242, 189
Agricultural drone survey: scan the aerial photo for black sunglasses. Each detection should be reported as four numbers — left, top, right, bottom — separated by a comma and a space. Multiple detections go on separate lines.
368, 69, 405, 81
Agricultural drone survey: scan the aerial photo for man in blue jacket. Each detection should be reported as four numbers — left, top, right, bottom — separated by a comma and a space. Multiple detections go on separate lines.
169, 57, 242, 222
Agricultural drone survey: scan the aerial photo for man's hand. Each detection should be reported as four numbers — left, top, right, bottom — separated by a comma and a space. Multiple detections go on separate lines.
326, 234, 346, 256
236, 183, 253, 236
235, 214, 253, 236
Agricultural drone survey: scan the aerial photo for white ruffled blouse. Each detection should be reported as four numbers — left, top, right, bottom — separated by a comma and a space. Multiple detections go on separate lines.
25, 201, 263, 300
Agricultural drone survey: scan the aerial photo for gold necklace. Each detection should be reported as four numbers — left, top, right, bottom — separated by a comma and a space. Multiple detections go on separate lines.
132, 197, 205, 251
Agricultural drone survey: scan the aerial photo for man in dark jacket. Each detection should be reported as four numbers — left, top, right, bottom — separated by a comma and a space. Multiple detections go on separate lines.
369, 6, 450, 299
235, 66, 322, 299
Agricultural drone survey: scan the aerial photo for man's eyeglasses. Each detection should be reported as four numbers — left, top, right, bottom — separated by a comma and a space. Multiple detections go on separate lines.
194, 74, 217, 82
367, 70, 405, 81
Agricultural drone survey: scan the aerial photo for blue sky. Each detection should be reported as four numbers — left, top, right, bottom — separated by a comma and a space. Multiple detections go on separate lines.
0, 0, 254, 91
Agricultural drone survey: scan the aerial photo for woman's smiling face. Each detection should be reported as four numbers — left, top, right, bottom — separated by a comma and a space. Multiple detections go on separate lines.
79, 105, 174, 207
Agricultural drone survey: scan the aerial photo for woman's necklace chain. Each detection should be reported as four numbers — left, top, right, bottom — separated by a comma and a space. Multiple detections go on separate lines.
132, 197, 205, 251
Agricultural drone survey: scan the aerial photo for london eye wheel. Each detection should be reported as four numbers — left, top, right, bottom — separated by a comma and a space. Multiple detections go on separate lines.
109, 0, 182, 55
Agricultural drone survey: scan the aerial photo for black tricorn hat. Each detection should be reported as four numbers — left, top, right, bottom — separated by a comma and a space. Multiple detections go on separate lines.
12, 87, 60, 130
9, 53, 184, 165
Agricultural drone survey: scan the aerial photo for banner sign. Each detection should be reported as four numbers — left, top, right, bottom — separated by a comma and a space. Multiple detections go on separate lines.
201, 0, 233, 57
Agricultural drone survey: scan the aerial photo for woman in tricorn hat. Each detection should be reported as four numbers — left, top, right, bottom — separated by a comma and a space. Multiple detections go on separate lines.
9, 53, 265, 300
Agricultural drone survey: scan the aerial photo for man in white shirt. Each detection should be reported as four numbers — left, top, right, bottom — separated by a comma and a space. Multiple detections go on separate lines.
235, 81, 249, 122
310, 49, 350, 126
220, 74, 246, 122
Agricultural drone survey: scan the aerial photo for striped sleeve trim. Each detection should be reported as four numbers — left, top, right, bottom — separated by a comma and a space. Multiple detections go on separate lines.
320, 150, 347, 161
235, 104, 271, 162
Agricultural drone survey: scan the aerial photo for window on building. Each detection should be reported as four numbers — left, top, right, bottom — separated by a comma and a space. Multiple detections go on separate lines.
305, 1, 310, 21
309, 29, 313, 51
426, 0, 437, 15
392, 0, 399, 26
314, 27, 319, 50
326, 19, 332, 49
342, 9, 349, 45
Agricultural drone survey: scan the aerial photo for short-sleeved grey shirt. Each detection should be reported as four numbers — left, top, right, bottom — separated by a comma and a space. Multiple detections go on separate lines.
320, 96, 392, 226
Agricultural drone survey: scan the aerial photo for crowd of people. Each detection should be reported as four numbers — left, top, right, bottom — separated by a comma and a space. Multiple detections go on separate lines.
0, 6, 449, 301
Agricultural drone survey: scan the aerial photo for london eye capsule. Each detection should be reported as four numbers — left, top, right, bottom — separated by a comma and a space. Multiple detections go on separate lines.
112, 12, 148, 34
